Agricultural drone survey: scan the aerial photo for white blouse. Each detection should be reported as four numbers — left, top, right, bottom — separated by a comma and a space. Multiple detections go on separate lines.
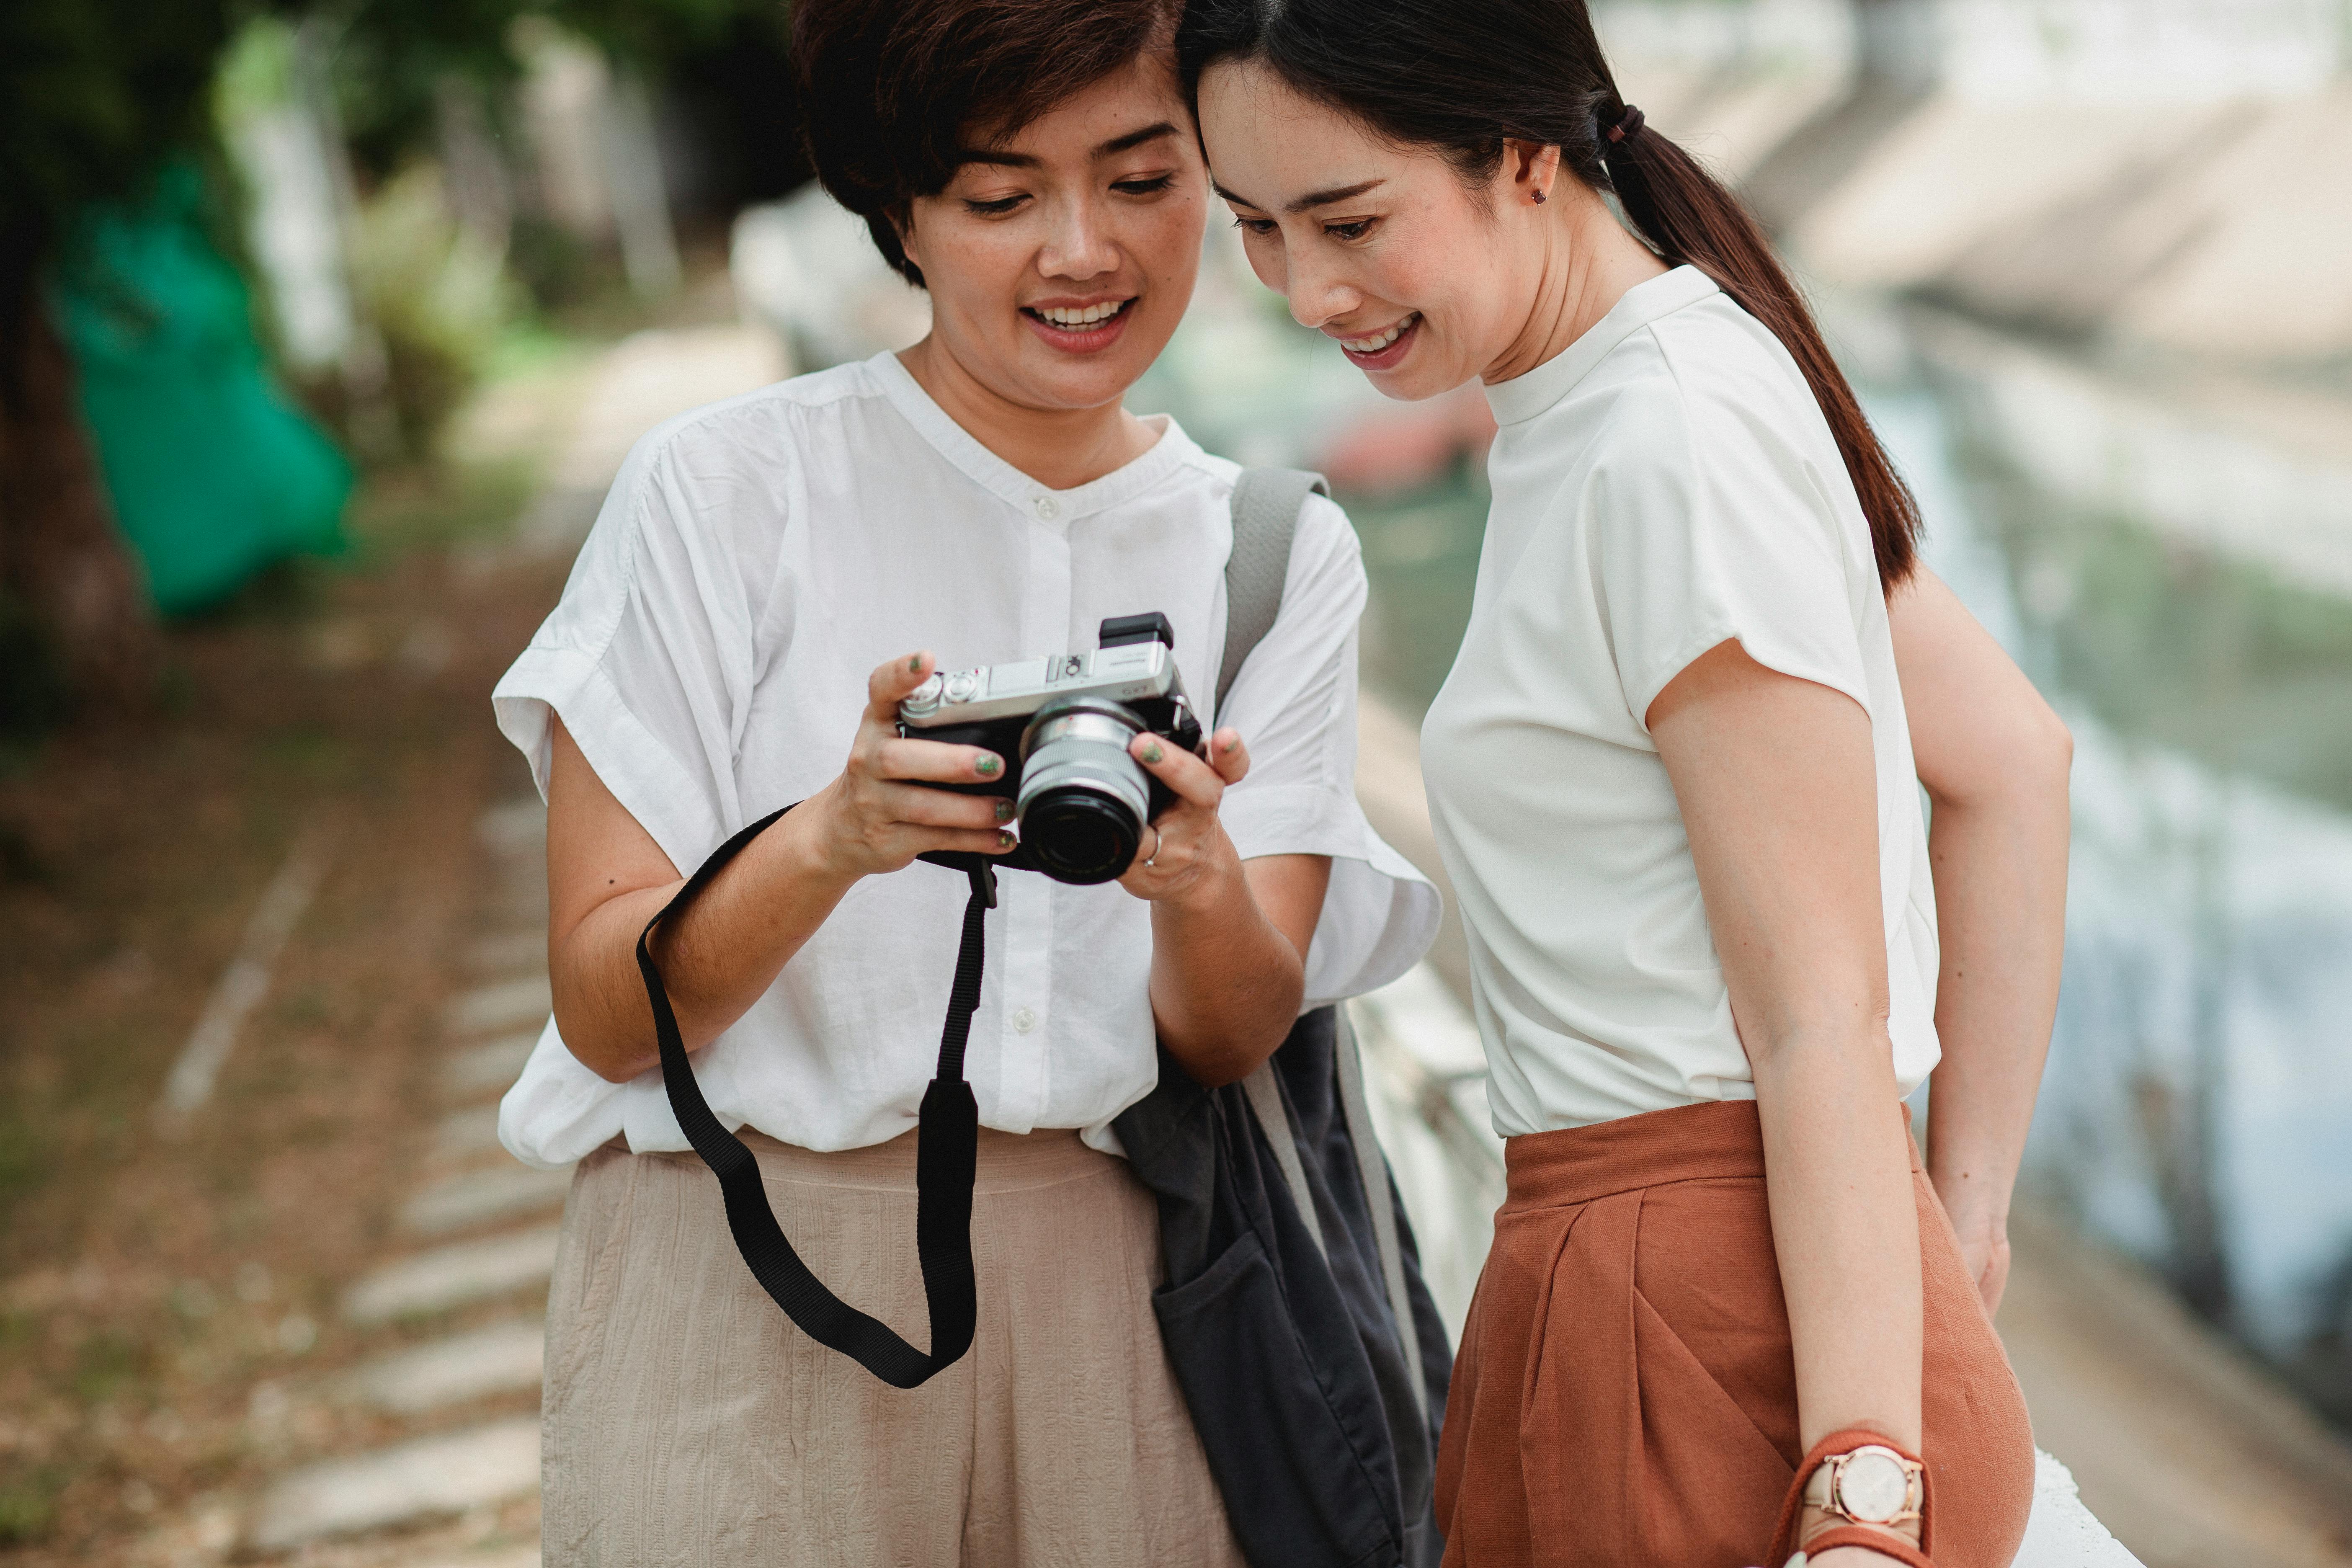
1420, 268, 1940, 1136
493, 351, 1437, 1169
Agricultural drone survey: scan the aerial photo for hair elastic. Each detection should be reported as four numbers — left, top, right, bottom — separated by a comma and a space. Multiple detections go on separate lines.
1606, 104, 1645, 145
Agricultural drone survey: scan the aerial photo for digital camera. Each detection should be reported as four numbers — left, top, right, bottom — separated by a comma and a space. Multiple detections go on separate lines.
898, 612, 1203, 885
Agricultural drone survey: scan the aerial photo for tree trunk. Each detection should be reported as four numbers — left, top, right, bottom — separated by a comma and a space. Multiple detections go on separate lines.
0, 276, 159, 712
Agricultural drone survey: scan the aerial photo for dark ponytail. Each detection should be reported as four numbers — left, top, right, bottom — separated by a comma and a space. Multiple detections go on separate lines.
1179, 0, 1922, 588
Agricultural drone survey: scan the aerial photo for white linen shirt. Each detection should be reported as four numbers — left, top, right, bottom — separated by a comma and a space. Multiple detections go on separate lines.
493, 351, 1437, 1169
1419, 267, 1940, 1136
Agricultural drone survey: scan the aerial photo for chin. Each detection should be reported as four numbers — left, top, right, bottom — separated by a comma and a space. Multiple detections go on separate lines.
1368, 362, 1460, 404
1020, 331, 1171, 408
1018, 357, 1145, 412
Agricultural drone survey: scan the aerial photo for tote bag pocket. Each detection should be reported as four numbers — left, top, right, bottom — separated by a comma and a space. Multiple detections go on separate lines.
1153, 1230, 1401, 1568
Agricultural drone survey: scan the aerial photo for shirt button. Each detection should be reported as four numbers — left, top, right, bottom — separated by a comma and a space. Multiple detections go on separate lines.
1033, 495, 1060, 521
1011, 1006, 1038, 1034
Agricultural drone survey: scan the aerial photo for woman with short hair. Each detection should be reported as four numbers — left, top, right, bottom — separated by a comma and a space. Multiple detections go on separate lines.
491, 1, 1435, 1560
1186, 2, 2069, 1565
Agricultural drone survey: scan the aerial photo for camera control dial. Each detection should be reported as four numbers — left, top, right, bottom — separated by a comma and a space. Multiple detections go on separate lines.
901, 674, 945, 717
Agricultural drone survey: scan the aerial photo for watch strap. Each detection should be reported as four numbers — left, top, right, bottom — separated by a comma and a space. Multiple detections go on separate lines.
1791, 1524, 1935, 1568
1770, 1429, 1934, 1568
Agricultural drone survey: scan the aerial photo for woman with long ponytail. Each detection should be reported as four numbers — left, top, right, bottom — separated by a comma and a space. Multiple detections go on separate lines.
1185, 2, 2073, 1565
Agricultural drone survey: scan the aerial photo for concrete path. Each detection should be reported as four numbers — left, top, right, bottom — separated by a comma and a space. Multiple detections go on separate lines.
187, 322, 788, 1566
236, 797, 562, 1561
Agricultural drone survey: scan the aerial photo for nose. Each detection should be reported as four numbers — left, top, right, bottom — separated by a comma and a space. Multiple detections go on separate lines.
1279, 240, 1360, 333
1037, 193, 1119, 283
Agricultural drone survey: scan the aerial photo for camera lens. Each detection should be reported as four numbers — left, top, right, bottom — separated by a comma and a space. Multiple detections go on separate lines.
1021, 790, 1140, 884
1016, 699, 1153, 885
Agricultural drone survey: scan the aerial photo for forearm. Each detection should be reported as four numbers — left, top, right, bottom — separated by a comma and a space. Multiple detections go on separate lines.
552, 803, 857, 1081
1754, 1030, 1924, 1453
1148, 840, 1307, 1086
1922, 792, 2066, 1229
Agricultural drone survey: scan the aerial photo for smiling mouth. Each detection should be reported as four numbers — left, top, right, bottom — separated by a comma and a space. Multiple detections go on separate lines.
1338, 312, 1419, 354
1024, 299, 1135, 330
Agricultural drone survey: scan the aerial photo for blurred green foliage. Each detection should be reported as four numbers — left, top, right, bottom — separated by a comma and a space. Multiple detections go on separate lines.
0, 3, 236, 270
312, 0, 790, 181
359, 162, 518, 454
5, 0, 788, 277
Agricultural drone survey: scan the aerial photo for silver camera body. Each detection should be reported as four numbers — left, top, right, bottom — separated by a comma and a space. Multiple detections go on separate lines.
897, 613, 1203, 884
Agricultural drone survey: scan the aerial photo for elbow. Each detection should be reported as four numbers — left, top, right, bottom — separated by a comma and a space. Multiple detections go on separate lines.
1166, 990, 1305, 1089
551, 993, 658, 1084
2028, 702, 2074, 790
567, 1032, 648, 1086
1741, 1006, 1895, 1085
1157, 938, 1308, 1087
579, 1046, 650, 1086
1926, 701, 2073, 816
1170, 1011, 1297, 1089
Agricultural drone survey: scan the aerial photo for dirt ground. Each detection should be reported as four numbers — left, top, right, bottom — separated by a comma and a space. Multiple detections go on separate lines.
0, 451, 567, 1563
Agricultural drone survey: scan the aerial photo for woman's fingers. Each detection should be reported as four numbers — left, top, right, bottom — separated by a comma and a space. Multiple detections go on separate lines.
1206, 727, 1251, 784
863, 650, 937, 728
926, 826, 1019, 857
1129, 732, 1224, 809
871, 735, 1006, 784
874, 781, 1008, 831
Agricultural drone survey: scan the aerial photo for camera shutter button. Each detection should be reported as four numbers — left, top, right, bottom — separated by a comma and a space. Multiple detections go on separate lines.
943, 672, 981, 703
1011, 1007, 1038, 1034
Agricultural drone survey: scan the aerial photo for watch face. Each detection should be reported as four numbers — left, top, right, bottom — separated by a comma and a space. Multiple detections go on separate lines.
1837, 1448, 1911, 1524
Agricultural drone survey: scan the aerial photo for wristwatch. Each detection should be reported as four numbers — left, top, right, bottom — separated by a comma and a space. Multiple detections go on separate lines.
1802, 1444, 1924, 1529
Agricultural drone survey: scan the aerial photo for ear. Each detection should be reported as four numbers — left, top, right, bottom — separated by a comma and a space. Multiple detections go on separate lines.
888, 202, 923, 276
1504, 140, 1564, 204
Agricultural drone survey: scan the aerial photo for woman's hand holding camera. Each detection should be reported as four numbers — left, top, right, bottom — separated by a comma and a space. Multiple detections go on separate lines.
800, 652, 1020, 884
1121, 724, 1329, 1085
1119, 725, 1251, 905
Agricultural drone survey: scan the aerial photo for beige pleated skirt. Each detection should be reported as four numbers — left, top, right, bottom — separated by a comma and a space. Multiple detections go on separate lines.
541, 1126, 1246, 1568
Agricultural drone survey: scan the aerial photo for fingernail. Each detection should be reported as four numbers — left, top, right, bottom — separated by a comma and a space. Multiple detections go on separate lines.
1142, 741, 1163, 764
994, 798, 1014, 823
998, 830, 1015, 850
909, 654, 925, 673
975, 754, 1002, 778
1220, 735, 1239, 753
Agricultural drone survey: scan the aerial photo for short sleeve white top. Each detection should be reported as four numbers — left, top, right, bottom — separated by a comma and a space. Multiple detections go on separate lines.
1418, 268, 1939, 1136
492, 351, 1438, 1169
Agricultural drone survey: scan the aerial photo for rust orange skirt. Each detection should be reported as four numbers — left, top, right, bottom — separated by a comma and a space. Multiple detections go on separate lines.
1434, 1100, 2033, 1568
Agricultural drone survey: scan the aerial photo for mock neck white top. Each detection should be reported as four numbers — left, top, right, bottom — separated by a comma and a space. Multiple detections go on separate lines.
1420, 267, 1939, 1135
492, 351, 1437, 1169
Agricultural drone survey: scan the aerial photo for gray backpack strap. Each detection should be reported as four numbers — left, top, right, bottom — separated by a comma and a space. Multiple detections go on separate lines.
1226, 465, 1335, 1257
1224, 466, 1424, 1411
1240, 1069, 1328, 1259
1217, 467, 1329, 721
1238, 1019, 1428, 1416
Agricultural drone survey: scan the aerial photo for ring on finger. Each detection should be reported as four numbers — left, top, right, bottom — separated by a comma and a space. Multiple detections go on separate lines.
1145, 824, 1163, 868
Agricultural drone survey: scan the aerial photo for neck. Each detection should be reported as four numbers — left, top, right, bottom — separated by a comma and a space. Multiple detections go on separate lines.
898, 335, 1153, 491
1482, 193, 1671, 386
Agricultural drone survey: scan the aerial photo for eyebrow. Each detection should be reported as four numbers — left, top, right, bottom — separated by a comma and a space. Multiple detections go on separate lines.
1212, 176, 1386, 214
957, 120, 1183, 170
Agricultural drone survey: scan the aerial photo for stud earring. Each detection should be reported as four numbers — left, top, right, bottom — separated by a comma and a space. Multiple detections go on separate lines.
1533, 188, 1547, 204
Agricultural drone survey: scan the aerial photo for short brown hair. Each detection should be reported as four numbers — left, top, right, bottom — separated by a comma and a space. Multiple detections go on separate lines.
792, 0, 1182, 287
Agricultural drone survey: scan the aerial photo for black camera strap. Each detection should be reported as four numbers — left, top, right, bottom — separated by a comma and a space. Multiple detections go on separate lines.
629, 468, 1322, 1391
635, 804, 990, 1390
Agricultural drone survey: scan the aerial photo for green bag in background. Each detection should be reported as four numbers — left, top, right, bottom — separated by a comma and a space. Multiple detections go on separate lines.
52, 163, 348, 616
